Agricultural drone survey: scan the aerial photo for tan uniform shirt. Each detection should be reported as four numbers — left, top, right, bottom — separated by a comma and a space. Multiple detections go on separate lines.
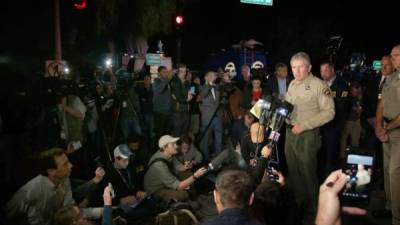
382, 71, 400, 120
285, 74, 335, 131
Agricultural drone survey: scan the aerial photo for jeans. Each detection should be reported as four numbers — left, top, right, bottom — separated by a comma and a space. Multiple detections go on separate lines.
153, 112, 172, 143
172, 112, 189, 137
120, 116, 142, 139
199, 116, 223, 161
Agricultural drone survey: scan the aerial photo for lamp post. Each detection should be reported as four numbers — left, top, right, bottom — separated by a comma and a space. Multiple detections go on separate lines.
175, 15, 184, 66
54, 0, 62, 61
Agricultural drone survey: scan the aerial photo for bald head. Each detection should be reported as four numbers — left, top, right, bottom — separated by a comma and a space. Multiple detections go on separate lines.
391, 45, 400, 70
381, 55, 394, 76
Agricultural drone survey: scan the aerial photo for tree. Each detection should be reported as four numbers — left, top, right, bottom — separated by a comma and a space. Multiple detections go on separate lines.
95, 0, 176, 38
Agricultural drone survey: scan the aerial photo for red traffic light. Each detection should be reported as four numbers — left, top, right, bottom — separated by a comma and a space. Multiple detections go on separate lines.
175, 15, 184, 25
74, 0, 87, 10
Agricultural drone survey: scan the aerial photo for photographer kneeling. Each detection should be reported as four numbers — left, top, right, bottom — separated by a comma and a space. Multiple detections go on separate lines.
144, 135, 208, 202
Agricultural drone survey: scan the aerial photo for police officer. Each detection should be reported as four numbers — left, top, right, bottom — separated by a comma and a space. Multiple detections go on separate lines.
320, 60, 350, 178
376, 45, 400, 225
285, 52, 334, 225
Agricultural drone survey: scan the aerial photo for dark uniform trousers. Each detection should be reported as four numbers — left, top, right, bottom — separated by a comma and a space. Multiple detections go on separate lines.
381, 71, 400, 225
383, 128, 400, 225
285, 127, 321, 225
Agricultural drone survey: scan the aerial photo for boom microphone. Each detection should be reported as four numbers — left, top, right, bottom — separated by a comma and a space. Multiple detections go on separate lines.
207, 149, 232, 171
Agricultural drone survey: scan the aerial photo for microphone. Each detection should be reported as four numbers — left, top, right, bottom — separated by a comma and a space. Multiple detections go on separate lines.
268, 100, 293, 148
207, 149, 232, 171
265, 100, 294, 182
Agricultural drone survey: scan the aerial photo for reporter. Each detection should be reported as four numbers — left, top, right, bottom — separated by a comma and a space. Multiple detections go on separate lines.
240, 123, 269, 183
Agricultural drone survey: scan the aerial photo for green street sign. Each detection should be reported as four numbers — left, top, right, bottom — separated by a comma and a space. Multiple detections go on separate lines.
146, 54, 162, 66
372, 60, 382, 71
240, 0, 273, 6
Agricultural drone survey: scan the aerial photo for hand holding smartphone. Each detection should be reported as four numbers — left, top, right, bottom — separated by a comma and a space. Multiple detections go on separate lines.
340, 150, 374, 208
108, 183, 115, 199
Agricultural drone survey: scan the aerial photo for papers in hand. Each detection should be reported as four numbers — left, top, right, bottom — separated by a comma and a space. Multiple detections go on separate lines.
250, 99, 268, 119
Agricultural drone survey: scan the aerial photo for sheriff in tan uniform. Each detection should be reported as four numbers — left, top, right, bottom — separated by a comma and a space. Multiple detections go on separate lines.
376, 45, 400, 225
285, 52, 334, 225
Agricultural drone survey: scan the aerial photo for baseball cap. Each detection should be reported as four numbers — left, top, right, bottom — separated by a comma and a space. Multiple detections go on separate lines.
113, 144, 132, 159
158, 135, 180, 148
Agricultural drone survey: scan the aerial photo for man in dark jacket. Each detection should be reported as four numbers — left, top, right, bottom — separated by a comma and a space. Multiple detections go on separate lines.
201, 170, 261, 225
152, 66, 173, 142
119, 82, 142, 139
170, 64, 193, 137
199, 71, 223, 161
264, 62, 293, 100
319, 61, 350, 178
136, 74, 154, 140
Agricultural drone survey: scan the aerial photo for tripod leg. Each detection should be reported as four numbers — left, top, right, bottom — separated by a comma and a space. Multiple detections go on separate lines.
200, 122, 213, 161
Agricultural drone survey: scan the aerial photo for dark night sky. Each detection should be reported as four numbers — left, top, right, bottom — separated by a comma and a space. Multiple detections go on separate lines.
1, 0, 399, 75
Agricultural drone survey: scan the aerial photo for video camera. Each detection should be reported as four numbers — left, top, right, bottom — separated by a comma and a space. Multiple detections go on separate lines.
218, 82, 236, 104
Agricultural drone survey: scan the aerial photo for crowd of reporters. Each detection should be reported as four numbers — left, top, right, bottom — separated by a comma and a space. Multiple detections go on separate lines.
1, 45, 400, 225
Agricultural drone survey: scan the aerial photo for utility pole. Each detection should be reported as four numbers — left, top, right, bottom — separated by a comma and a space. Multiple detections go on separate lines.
54, 0, 62, 60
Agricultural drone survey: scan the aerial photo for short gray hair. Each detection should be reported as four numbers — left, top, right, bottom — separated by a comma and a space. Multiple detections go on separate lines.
290, 52, 311, 65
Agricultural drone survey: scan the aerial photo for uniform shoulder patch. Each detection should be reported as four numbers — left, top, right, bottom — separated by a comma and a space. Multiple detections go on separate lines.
324, 88, 332, 96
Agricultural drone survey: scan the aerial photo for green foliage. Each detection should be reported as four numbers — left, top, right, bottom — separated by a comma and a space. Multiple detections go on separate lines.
96, 0, 119, 34
95, 0, 176, 37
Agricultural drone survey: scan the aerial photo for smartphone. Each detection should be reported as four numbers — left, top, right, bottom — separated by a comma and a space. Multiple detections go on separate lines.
266, 164, 279, 182
190, 86, 196, 95
341, 151, 374, 208
108, 183, 115, 199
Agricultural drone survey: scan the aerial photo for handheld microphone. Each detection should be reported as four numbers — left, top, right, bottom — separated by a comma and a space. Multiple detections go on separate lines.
265, 100, 294, 182
207, 149, 231, 171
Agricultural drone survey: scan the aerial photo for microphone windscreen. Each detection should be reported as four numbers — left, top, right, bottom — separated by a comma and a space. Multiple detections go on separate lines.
209, 150, 231, 171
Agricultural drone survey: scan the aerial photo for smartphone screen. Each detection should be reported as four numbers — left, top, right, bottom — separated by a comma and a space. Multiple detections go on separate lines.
190, 86, 196, 95
341, 153, 374, 207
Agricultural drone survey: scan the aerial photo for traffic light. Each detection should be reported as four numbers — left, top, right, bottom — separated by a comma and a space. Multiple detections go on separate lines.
175, 15, 184, 26
74, 0, 87, 10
